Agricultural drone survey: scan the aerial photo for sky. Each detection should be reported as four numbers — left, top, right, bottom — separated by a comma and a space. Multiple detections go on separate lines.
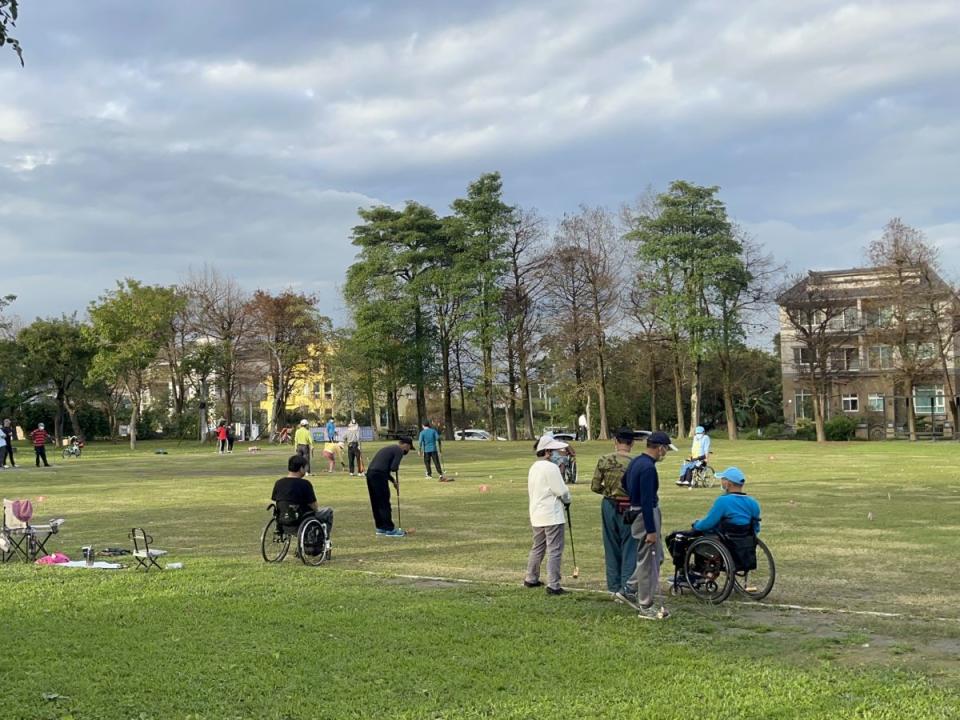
2, 0, 959, 326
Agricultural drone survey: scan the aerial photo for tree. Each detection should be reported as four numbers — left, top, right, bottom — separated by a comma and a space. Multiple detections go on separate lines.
1, 0, 23, 66
184, 267, 253, 425
452, 173, 514, 438
555, 206, 623, 440
628, 181, 740, 436
500, 208, 546, 440
18, 316, 95, 444
777, 274, 859, 442
247, 290, 330, 435
866, 218, 956, 439
88, 280, 183, 449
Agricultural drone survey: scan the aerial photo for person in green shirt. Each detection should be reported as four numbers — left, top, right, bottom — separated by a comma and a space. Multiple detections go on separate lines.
590, 427, 637, 593
294, 419, 313, 475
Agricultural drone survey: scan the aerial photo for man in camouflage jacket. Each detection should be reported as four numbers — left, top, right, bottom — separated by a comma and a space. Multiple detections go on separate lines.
590, 427, 638, 593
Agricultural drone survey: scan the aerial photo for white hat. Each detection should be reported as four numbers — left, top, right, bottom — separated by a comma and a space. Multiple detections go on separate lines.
536, 434, 568, 452
38, 423, 45, 430
299, 419, 309, 426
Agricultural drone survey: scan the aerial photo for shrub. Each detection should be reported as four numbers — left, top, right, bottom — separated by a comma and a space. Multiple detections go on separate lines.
824, 415, 858, 441
794, 418, 817, 441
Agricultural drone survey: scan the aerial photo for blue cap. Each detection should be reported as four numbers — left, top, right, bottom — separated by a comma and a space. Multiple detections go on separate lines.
715, 466, 746, 485
695, 425, 705, 434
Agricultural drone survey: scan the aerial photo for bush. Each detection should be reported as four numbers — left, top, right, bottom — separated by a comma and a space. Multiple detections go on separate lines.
824, 415, 858, 441
794, 419, 817, 441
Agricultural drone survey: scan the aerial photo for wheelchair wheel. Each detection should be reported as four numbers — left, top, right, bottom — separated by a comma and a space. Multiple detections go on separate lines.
298, 517, 330, 567
683, 536, 735, 604
260, 517, 290, 563
565, 460, 578, 484
734, 538, 776, 600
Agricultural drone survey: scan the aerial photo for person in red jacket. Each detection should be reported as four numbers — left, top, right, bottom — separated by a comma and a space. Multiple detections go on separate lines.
30, 422, 51, 467
215, 420, 228, 455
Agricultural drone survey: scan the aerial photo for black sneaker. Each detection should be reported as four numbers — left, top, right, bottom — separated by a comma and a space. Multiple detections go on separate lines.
523, 580, 543, 588
545, 586, 568, 596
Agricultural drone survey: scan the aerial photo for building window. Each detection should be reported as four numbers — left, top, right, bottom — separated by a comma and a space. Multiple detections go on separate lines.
913, 385, 945, 415
864, 306, 894, 329
868, 345, 893, 370
795, 390, 813, 420
324, 382, 333, 401
868, 394, 885, 412
843, 306, 859, 330
915, 342, 936, 361
831, 347, 860, 371
842, 394, 859, 412
312, 382, 321, 399
792, 347, 815, 366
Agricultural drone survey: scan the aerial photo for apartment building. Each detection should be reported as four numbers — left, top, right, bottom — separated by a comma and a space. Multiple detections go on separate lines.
777, 266, 960, 438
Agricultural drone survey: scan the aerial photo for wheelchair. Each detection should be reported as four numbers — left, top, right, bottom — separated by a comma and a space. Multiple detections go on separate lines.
690, 463, 715, 488
666, 523, 775, 604
561, 458, 578, 485
260, 503, 330, 566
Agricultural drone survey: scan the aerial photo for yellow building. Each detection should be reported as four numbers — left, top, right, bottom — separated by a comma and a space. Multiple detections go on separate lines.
259, 348, 335, 430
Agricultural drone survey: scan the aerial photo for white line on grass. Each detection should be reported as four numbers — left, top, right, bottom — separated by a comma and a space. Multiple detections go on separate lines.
355, 569, 960, 623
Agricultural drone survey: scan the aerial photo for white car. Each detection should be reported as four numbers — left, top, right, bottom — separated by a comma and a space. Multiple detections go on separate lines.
454, 429, 507, 441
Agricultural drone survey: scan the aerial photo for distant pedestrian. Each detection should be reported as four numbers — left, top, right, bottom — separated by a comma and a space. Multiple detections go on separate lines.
577, 412, 588, 442
418, 421, 443, 479
523, 434, 572, 595
2, 418, 15, 467
294, 419, 313, 475
326, 417, 336, 442
226, 424, 236, 453
30, 422, 51, 467
215, 420, 228, 454
0, 426, 6, 469
365, 437, 413, 537
343, 419, 362, 475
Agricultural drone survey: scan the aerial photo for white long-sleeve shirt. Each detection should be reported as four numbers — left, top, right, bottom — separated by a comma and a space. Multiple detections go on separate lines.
528, 459, 571, 527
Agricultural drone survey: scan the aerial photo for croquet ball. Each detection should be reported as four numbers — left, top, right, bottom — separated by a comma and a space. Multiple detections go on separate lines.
479, 484, 489, 493
488, 475, 493, 479
37, 496, 47, 502
407, 527, 417, 535
768, 455, 776, 460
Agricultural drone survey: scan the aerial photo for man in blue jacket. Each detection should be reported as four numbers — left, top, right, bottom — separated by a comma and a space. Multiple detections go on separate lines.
614, 431, 677, 620
325, 417, 336, 442
418, 421, 445, 480
691, 466, 761, 534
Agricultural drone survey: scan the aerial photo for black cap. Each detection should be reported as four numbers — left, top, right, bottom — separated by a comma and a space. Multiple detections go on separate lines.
647, 431, 676, 449
398, 436, 413, 446
615, 427, 635, 443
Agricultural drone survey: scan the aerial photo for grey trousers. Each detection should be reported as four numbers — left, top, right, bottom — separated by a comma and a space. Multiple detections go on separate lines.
525, 523, 565, 590
625, 506, 663, 607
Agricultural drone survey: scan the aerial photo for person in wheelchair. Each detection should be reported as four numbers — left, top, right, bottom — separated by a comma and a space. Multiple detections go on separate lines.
271, 454, 334, 549
548, 441, 576, 484
690, 466, 760, 535
677, 425, 711, 486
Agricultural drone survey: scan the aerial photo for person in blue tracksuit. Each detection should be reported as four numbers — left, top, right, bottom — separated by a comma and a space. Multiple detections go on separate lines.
677, 425, 711, 486
418, 421, 444, 479
691, 466, 761, 534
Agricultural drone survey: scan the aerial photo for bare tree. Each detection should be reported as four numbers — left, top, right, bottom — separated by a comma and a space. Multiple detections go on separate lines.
184, 266, 254, 425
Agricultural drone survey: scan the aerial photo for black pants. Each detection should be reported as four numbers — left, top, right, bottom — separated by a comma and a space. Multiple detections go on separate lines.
296, 444, 311, 474
423, 451, 443, 476
2, 443, 14, 466
366, 469, 394, 531
227, 436, 235, 452
34, 445, 49, 467
348, 443, 362, 473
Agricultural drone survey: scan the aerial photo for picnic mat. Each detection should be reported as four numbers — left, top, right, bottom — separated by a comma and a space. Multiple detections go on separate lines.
54, 561, 125, 570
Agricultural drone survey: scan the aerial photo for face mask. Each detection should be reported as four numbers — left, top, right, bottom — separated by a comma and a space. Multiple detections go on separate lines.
402, 448, 409, 455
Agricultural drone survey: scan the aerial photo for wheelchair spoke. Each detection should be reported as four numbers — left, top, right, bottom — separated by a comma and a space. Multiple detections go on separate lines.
734, 538, 776, 600
683, 537, 735, 604
260, 517, 290, 563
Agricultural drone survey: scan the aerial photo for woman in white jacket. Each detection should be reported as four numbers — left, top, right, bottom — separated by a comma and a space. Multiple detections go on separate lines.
523, 435, 572, 595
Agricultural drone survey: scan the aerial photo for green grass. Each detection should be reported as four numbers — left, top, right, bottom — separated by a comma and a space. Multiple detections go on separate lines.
2, 438, 959, 718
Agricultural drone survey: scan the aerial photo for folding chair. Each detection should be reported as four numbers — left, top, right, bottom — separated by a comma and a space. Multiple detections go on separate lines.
2, 499, 65, 562
129, 527, 167, 571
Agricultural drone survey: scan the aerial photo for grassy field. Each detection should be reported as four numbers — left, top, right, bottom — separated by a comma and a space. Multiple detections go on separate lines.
1, 437, 958, 719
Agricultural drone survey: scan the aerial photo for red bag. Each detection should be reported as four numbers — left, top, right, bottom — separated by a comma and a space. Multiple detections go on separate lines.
13, 499, 33, 522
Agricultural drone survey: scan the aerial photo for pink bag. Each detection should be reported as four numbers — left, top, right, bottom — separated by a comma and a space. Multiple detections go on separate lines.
36, 552, 70, 565
12, 499, 33, 522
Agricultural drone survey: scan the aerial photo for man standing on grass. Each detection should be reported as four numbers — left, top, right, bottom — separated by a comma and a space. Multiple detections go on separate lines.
523, 434, 572, 596
326, 417, 336, 442
1, 418, 15, 467
30, 422, 51, 467
344, 419, 362, 476
294, 419, 313, 475
615, 431, 677, 620
418, 420, 444, 479
591, 427, 637, 595
365, 436, 413, 537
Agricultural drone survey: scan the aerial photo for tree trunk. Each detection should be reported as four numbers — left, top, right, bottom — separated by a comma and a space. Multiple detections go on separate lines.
519, 360, 535, 440
812, 391, 826, 442
720, 354, 738, 440
440, 333, 455, 440
596, 362, 609, 440
905, 381, 917, 442
504, 404, 515, 441
199, 377, 209, 442
671, 349, 686, 438
54, 388, 66, 447
129, 391, 139, 450
689, 354, 702, 438
648, 358, 658, 431
483, 344, 496, 439
505, 330, 519, 441
585, 392, 592, 441
455, 343, 467, 434
65, 397, 83, 441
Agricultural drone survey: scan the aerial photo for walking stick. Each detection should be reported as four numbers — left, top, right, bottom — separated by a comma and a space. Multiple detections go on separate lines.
565, 504, 580, 578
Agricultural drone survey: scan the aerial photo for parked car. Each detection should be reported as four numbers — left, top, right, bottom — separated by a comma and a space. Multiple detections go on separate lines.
454, 429, 507, 441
